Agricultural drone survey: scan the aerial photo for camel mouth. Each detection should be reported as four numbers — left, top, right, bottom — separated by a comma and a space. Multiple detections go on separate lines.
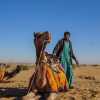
45, 39, 51, 43
45, 33, 51, 43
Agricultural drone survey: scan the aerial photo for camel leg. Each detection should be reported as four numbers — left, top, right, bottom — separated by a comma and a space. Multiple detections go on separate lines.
27, 72, 37, 93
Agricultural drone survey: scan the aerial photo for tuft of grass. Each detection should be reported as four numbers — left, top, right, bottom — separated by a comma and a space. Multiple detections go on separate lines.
18, 64, 35, 71
72, 64, 78, 69
92, 64, 99, 67
19, 65, 29, 70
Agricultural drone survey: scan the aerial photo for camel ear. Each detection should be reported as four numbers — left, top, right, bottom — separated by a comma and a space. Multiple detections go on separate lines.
33, 32, 36, 38
45, 31, 48, 33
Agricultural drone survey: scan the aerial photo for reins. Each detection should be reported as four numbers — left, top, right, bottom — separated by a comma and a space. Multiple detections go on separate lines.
27, 39, 46, 93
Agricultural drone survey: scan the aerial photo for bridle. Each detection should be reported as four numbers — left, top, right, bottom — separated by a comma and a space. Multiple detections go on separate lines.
27, 39, 48, 93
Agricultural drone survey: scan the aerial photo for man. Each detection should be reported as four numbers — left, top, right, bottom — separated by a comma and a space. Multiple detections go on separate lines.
53, 31, 79, 88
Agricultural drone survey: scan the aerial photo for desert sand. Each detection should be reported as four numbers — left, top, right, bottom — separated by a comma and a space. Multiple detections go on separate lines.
0, 65, 100, 100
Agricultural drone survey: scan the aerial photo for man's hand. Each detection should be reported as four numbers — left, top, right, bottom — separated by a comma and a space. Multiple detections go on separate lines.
75, 59, 79, 67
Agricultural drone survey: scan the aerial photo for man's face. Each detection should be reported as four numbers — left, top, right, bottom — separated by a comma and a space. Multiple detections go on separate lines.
64, 34, 70, 40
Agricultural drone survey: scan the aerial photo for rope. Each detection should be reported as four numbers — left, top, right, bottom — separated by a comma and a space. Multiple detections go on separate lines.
27, 40, 47, 93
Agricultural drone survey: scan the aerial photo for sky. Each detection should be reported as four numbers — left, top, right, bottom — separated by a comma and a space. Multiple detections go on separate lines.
0, 0, 100, 64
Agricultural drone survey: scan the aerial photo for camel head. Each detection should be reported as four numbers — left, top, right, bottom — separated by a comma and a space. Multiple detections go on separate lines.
34, 31, 51, 64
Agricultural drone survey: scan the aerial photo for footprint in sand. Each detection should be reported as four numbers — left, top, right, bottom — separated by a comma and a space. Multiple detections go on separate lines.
78, 76, 96, 80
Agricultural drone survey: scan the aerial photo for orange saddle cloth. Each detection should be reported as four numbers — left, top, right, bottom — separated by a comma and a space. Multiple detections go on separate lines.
46, 64, 68, 92
34, 63, 68, 92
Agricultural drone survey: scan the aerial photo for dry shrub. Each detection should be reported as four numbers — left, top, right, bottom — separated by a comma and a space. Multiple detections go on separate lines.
19, 64, 35, 71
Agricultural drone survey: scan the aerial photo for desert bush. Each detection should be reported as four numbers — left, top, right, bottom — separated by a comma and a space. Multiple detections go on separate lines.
72, 64, 78, 69
92, 64, 99, 67
18, 65, 29, 70
18, 64, 35, 71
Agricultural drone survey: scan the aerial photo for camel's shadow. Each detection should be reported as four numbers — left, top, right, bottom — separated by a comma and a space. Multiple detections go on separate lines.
0, 87, 53, 100
0, 87, 27, 99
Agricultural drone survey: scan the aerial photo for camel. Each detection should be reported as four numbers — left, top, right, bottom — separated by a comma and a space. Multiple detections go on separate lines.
23, 31, 68, 100
0, 64, 6, 81
5, 65, 21, 80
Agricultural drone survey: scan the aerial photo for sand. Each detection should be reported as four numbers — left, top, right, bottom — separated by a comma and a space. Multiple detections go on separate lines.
0, 66, 100, 100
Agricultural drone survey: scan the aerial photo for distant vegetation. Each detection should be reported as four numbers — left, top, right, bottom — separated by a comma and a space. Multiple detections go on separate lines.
18, 64, 35, 70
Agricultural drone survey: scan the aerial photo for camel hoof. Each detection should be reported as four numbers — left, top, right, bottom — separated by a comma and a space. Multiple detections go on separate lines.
47, 93, 57, 100
22, 92, 40, 100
